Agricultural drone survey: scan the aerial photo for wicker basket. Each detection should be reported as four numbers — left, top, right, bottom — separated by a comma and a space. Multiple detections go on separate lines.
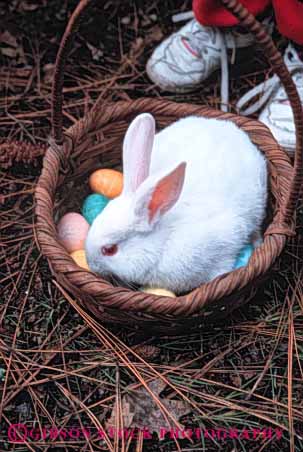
35, 0, 303, 335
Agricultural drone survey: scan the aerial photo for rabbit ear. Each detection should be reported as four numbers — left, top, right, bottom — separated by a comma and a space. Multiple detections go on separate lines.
122, 113, 155, 194
134, 162, 186, 227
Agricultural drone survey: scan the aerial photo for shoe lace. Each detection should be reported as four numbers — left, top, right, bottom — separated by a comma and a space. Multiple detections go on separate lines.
172, 11, 194, 22
236, 44, 303, 116
217, 29, 231, 112
172, 11, 232, 112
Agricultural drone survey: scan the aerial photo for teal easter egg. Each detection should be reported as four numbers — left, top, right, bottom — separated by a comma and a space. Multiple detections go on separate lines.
234, 244, 254, 269
82, 194, 109, 225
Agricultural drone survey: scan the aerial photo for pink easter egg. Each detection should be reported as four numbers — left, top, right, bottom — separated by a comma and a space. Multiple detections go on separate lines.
57, 212, 89, 253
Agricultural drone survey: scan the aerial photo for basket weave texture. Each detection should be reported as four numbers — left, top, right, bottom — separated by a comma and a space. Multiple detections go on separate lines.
35, 0, 303, 334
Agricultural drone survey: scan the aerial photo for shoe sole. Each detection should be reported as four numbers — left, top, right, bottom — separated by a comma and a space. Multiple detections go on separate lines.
146, 62, 200, 94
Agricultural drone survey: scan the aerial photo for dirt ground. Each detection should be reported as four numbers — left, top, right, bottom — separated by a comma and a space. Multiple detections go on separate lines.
1, 1, 303, 451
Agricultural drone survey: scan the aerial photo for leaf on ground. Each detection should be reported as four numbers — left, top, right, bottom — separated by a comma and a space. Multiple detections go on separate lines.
106, 379, 190, 436
18, 2, 41, 12
0, 30, 26, 63
129, 37, 144, 59
0, 30, 18, 47
42, 63, 55, 84
86, 42, 104, 62
230, 373, 242, 388
146, 25, 164, 43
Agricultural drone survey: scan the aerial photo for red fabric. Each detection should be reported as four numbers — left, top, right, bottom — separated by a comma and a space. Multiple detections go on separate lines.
192, 0, 271, 27
192, 0, 303, 45
272, 0, 303, 45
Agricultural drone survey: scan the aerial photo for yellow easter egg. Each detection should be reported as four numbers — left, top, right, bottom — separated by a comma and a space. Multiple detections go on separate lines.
89, 169, 123, 199
70, 249, 90, 270
141, 287, 176, 297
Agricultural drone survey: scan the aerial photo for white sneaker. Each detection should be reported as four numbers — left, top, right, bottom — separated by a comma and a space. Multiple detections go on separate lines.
237, 44, 303, 156
146, 17, 273, 94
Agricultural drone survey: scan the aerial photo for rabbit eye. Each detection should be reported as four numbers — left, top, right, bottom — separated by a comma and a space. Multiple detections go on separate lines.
101, 244, 118, 256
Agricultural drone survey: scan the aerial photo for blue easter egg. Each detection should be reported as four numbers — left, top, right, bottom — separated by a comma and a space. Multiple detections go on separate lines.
234, 244, 254, 269
82, 194, 109, 225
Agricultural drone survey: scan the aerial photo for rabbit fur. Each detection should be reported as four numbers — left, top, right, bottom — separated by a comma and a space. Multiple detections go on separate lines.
85, 113, 267, 293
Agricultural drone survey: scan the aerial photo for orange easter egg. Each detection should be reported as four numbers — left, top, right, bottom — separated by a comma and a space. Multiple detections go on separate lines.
70, 249, 90, 270
57, 212, 89, 253
89, 169, 123, 199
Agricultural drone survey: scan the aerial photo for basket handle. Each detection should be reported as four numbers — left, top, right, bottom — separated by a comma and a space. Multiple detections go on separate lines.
51, 0, 93, 146
51, 0, 303, 225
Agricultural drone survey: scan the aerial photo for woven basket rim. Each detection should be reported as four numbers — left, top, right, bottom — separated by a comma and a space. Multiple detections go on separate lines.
35, 98, 292, 318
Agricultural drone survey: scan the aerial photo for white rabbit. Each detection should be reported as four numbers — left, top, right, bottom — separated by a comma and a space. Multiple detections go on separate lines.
85, 113, 267, 293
